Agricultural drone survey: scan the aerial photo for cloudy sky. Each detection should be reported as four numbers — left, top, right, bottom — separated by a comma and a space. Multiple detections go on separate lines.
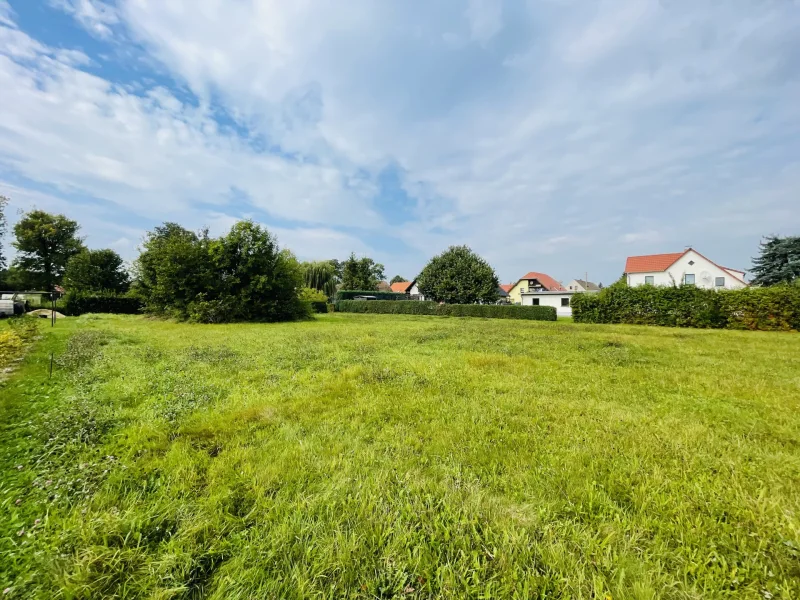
1, 0, 798, 285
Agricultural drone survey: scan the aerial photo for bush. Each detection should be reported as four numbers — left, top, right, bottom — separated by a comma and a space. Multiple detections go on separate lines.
335, 290, 409, 301
335, 300, 557, 321
571, 285, 800, 331
62, 292, 142, 316
311, 301, 328, 314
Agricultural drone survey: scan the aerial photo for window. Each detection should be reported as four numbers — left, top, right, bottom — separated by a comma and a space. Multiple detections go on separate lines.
684, 274, 695, 285
532, 298, 540, 305
520, 288, 526, 294
715, 277, 725, 287
688, 260, 695, 266
644, 276, 654, 285
561, 297, 570, 307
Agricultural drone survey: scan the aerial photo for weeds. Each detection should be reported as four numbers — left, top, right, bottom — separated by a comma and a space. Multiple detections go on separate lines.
1, 314, 799, 598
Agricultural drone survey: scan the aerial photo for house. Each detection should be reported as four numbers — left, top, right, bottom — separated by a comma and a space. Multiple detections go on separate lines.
624, 248, 747, 290
567, 279, 600, 292
507, 272, 566, 304
520, 290, 577, 317
496, 285, 511, 303
376, 280, 392, 292
390, 280, 426, 301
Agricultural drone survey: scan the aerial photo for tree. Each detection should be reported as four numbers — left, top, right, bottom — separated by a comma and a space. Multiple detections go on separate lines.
416, 245, 499, 304
12, 210, 84, 290
751, 235, 800, 286
65, 249, 130, 294
340, 252, 385, 290
0, 195, 8, 271
302, 260, 339, 298
132, 222, 213, 315
390, 275, 407, 284
207, 220, 306, 322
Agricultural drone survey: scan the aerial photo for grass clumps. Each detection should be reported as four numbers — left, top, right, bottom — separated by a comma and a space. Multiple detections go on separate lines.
1, 314, 800, 598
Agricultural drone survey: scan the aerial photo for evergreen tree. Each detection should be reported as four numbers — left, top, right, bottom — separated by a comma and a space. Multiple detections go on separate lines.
751, 235, 800, 286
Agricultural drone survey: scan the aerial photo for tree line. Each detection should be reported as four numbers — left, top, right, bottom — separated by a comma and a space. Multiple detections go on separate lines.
0, 197, 798, 322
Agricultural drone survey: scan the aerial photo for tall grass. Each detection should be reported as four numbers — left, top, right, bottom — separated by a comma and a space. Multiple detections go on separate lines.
1, 313, 799, 598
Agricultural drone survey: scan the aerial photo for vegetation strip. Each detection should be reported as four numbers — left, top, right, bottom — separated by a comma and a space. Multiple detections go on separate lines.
2, 314, 799, 598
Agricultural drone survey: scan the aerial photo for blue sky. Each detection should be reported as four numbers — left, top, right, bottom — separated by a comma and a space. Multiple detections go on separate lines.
1, 0, 798, 285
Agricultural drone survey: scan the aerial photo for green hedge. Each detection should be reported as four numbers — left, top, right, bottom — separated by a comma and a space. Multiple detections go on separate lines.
334, 290, 409, 301
335, 300, 557, 321
571, 285, 800, 331
62, 293, 143, 316
310, 301, 328, 314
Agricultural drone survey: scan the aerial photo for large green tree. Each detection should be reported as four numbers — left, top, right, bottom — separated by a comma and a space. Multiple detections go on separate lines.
132, 223, 212, 315
65, 248, 130, 294
12, 210, 84, 290
340, 253, 385, 290
0, 195, 8, 271
751, 235, 800, 286
301, 260, 338, 298
208, 221, 306, 322
416, 245, 499, 304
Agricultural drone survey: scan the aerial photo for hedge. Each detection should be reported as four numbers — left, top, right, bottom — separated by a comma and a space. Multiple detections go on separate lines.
61, 293, 143, 316
334, 290, 409, 302
571, 284, 800, 331
310, 301, 328, 314
335, 300, 557, 321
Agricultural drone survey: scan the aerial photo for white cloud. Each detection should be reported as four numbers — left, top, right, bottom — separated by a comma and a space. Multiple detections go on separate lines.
50, 0, 120, 39
0, 1, 14, 28
4, 1, 800, 281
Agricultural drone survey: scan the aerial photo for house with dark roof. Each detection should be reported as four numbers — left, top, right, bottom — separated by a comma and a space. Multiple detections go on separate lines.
624, 248, 747, 289
567, 279, 600, 292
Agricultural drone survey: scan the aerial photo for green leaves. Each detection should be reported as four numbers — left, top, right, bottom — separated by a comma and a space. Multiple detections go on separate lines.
416, 246, 499, 304
11, 210, 85, 290
751, 235, 800, 286
64, 249, 130, 294
572, 285, 800, 331
340, 253, 385, 291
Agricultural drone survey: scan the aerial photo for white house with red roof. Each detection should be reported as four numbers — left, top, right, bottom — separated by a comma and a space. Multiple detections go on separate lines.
390, 280, 426, 300
624, 248, 747, 290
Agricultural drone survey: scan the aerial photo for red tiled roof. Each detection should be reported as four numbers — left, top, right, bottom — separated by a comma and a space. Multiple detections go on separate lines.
624, 252, 686, 274
518, 272, 566, 291
499, 283, 514, 293
390, 281, 412, 293
625, 249, 748, 285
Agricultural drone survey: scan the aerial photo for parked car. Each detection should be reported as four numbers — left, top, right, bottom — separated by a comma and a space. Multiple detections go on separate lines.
0, 293, 25, 317
353, 295, 378, 301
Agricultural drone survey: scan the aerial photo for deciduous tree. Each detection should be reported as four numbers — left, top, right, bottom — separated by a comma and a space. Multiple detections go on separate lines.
416, 245, 499, 304
340, 253, 385, 290
12, 210, 84, 290
65, 249, 130, 294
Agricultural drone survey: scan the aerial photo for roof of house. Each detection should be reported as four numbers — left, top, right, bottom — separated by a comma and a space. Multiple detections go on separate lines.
390, 281, 413, 293
624, 252, 686, 274
624, 249, 747, 284
497, 286, 509, 297
499, 283, 514, 293
516, 272, 566, 291
572, 279, 600, 290
376, 280, 392, 292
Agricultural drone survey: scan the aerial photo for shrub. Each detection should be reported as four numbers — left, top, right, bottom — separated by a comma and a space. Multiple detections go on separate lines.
335, 290, 409, 301
335, 300, 556, 321
62, 292, 142, 316
571, 285, 800, 331
311, 301, 328, 314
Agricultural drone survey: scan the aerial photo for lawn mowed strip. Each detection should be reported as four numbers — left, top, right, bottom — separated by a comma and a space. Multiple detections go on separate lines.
2, 314, 799, 598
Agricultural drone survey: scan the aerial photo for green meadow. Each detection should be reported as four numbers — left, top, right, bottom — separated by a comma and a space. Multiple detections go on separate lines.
1, 314, 799, 599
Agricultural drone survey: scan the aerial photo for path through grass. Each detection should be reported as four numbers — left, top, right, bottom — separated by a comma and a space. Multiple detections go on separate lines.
1, 314, 799, 598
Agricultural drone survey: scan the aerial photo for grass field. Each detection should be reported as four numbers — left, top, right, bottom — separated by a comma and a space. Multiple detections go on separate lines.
1, 314, 799, 599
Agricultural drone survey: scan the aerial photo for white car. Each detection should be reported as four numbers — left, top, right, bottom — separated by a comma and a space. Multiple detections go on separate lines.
0, 293, 25, 317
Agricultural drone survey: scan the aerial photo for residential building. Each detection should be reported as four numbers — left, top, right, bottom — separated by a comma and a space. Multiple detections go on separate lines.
520, 291, 577, 317
390, 280, 426, 300
624, 248, 747, 290
567, 279, 600, 292
376, 280, 392, 292
507, 272, 566, 304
